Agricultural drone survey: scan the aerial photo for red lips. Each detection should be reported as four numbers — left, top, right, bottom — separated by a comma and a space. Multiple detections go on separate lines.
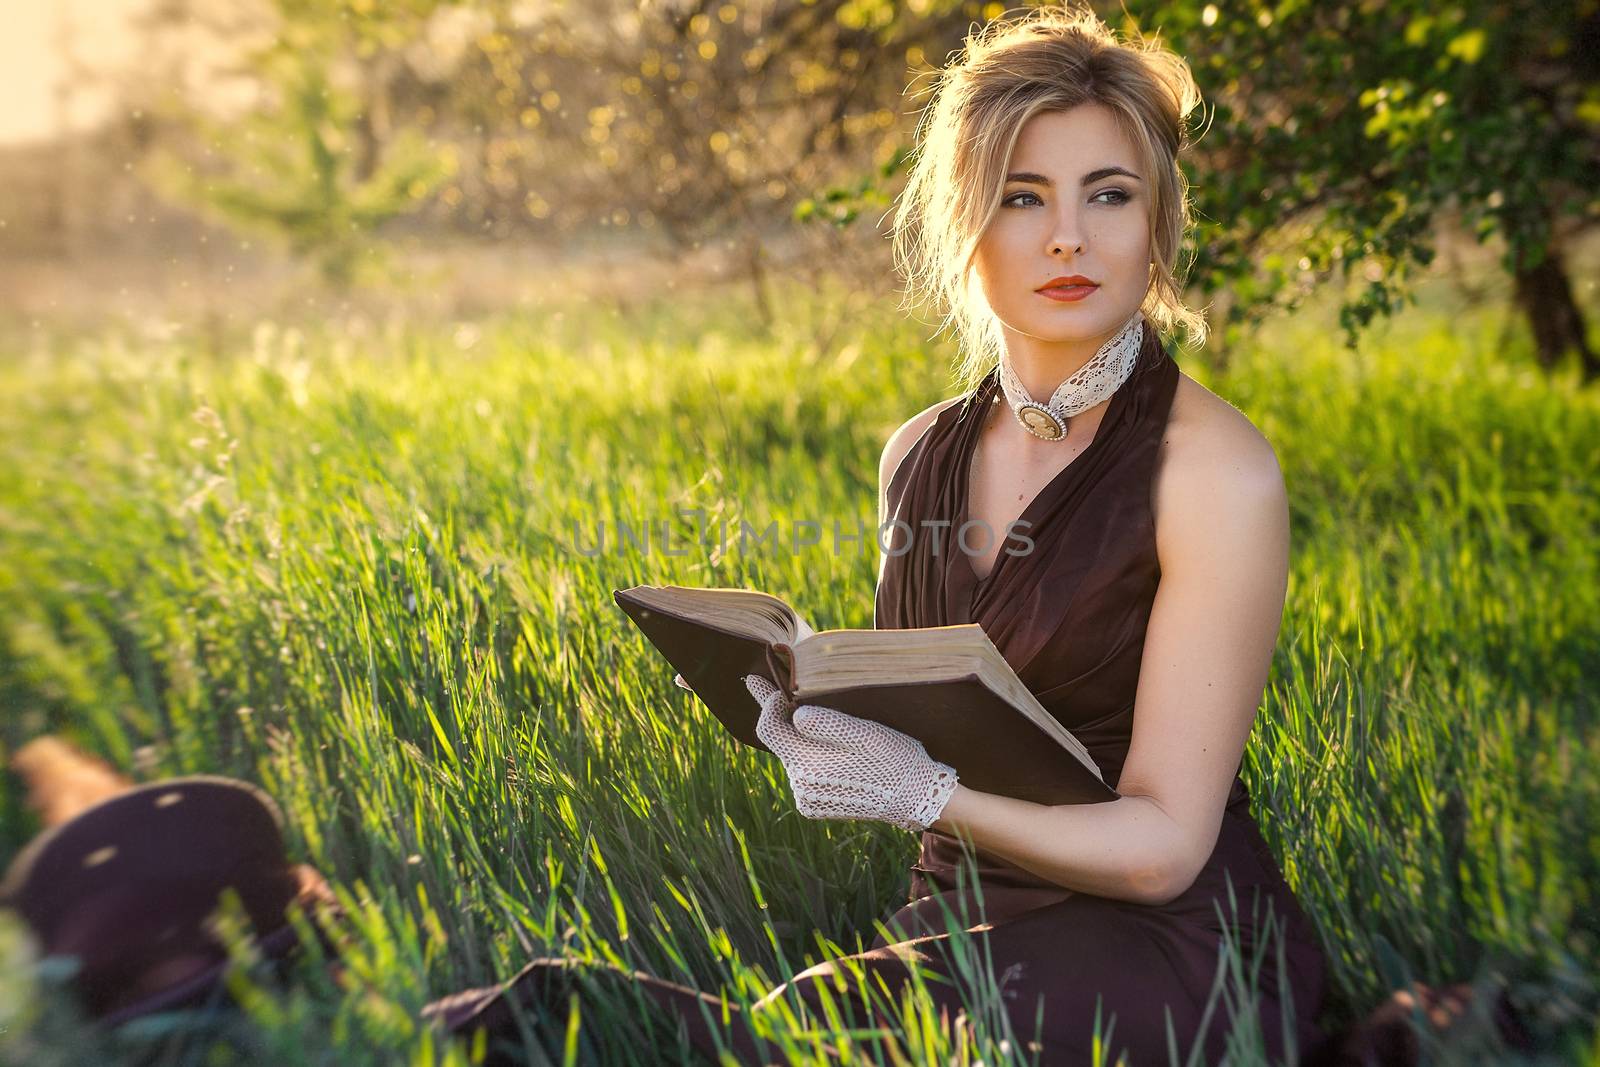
1037, 275, 1098, 290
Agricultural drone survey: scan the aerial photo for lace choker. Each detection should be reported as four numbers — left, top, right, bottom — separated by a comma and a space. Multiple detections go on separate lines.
995, 311, 1144, 441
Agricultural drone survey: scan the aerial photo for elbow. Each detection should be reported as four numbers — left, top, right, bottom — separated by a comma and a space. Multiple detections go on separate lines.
1115, 795, 1206, 906
1125, 856, 1199, 907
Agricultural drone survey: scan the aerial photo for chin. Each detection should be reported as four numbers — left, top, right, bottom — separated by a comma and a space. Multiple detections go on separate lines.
1029, 307, 1129, 340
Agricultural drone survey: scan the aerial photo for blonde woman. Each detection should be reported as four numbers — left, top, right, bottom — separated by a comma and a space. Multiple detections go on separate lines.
442, 5, 1321, 1062
462, 5, 1332, 1064
730, 5, 1329, 1062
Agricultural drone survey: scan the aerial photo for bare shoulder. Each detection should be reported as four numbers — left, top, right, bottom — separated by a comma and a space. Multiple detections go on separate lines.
1152, 372, 1288, 563
879, 394, 964, 498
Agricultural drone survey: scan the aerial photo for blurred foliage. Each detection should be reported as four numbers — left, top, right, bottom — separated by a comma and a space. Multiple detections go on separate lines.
139, 1, 454, 289
109, 0, 1598, 366
1137, 0, 1598, 372
808, 0, 1597, 370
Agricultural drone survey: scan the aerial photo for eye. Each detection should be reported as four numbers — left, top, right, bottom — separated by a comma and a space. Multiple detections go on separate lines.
1001, 190, 1042, 208
1093, 188, 1132, 205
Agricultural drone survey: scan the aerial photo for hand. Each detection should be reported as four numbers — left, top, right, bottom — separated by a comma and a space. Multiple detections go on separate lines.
742, 675, 958, 832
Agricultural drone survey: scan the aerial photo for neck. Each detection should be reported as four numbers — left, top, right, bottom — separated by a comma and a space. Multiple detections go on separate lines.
1001, 311, 1141, 400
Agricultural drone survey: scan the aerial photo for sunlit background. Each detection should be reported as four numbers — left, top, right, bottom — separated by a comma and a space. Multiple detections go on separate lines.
1, 3, 142, 144
2, 0, 1595, 355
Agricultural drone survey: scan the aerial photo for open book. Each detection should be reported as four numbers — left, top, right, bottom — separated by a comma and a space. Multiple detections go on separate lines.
613, 584, 1118, 806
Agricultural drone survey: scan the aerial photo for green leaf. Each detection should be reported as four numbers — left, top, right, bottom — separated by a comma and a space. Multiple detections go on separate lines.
1446, 28, 1486, 64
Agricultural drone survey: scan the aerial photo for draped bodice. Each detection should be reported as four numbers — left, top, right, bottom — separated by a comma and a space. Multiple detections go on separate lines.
874, 323, 1252, 901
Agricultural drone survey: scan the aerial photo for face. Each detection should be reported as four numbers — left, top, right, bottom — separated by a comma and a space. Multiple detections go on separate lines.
971, 104, 1152, 357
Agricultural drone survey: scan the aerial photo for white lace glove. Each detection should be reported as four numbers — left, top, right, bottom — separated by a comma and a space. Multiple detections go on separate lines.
743, 674, 959, 832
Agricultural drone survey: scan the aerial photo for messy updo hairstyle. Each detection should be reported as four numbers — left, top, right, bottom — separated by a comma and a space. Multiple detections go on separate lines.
890, 3, 1208, 394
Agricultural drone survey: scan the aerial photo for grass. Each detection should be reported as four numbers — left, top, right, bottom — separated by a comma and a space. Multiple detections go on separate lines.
0, 267, 1596, 1065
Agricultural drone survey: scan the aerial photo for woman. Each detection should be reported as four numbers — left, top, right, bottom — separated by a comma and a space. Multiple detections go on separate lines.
721, 0, 1331, 1054
777, 0, 1331, 1057
445, 5, 1332, 1063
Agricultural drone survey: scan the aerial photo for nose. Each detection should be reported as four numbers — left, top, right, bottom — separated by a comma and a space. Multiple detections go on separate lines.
1048, 200, 1086, 257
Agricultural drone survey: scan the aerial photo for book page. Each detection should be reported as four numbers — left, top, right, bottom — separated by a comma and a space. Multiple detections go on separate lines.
788, 624, 1102, 778
622, 585, 798, 645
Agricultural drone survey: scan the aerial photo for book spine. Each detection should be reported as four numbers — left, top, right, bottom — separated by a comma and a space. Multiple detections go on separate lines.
764, 643, 797, 700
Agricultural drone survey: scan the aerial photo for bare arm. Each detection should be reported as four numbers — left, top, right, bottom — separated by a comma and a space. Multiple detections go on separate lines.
927, 425, 1292, 905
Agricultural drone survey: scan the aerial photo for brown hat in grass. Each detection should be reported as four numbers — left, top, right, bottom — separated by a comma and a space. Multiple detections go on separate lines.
0, 761, 344, 1027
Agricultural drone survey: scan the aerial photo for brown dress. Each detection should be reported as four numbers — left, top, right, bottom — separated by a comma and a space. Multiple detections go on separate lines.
868, 325, 1328, 1064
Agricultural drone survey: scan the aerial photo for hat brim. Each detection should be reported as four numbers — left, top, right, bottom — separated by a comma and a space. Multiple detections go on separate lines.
1, 776, 346, 1025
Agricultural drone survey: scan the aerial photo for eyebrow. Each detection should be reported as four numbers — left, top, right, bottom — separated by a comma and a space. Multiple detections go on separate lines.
1004, 166, 1142, 186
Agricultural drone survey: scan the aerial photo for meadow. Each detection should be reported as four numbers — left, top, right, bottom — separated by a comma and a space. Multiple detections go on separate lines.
0, 269, 1596, 1065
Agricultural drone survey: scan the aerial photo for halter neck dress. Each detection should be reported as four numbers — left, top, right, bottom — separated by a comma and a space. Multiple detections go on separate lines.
870, 324, 1328, 1063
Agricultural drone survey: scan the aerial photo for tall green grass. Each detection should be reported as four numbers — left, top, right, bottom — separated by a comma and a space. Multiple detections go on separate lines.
0, 271, 1595, 1064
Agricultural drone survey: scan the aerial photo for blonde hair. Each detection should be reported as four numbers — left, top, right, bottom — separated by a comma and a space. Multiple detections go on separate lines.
890, 3, 1208, 394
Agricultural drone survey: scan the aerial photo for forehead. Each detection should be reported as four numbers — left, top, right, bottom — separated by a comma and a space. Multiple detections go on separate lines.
1010, 104, 1138, 172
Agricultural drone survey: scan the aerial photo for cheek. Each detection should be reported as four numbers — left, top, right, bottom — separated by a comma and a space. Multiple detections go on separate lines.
1107, 211, 1152, 256
975, 237, 1028, 291
972, 231, 1020, 288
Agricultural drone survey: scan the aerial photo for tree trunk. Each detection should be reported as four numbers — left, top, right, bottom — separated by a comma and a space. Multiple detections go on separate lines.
1511, 238, 1598, 380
